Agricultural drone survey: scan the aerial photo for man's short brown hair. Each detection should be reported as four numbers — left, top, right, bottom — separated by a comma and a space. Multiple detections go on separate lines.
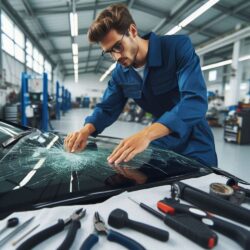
88, 4, 135, 43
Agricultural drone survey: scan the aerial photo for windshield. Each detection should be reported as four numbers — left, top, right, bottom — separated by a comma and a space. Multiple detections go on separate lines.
0, 128, 211, 213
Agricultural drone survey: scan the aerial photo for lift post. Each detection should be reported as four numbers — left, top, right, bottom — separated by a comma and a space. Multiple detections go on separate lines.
56, 81, 61, 120
21, 72, 49, 131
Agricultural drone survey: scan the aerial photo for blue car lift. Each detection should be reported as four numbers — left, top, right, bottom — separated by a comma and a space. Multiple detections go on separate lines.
21, 72, 49, 132
56, 81, 61, 120
60, 86, 71, 115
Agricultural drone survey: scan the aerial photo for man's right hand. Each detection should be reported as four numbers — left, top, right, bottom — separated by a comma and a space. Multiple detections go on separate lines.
64, 124, 96, 153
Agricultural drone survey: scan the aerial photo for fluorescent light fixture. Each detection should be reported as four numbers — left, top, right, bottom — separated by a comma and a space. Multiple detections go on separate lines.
166, 26, 182, 35
74, 74, 78, 83
179, 0, 220, 28
70, 12, 78, 36
74, 64, 78, 70
73, 55, 78, 64
239, 55, 250, 62
202, 54, 250, 71
99, 62, 117, 82
165, 0, 220, 35
201, 59, 232, 71
72, 43, 78, 55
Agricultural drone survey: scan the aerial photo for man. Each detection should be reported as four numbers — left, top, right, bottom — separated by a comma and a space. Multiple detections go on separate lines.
64, 4, 217, 167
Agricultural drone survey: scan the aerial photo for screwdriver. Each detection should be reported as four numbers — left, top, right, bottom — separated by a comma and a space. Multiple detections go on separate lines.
128, 197, 217, 249
0, 217, 19, 236
108, 208, 169, 242
0, 217, 34, 247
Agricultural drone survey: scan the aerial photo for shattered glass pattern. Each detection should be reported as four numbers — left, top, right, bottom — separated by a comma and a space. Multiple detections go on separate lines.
0, 127, 211, 212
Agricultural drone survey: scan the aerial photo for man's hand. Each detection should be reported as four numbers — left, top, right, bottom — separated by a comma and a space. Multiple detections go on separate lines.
107, 130, 151, 164
64, 124, 96, 153
107, 123, 171, 164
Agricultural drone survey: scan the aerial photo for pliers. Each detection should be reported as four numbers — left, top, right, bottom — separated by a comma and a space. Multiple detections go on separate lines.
80, 212, 146, 250
17, 208, 86, 250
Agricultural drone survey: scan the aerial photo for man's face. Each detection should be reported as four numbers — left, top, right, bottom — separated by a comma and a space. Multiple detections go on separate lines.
100, 28, 139, 67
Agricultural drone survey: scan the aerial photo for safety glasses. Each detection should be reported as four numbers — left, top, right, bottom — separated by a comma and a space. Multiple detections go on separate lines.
101, 30, 128, 57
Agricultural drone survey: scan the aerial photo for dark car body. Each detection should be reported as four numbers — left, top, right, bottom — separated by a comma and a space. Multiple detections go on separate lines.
0, 119, 212, 219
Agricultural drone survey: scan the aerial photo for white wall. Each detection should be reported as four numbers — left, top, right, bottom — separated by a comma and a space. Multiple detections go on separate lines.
63, 72, 107, 101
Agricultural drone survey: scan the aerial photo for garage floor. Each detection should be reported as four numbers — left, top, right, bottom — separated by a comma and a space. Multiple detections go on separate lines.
51, 108, 250, 182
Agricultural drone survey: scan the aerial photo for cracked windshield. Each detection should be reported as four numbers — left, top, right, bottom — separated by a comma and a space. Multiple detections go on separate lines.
0, 130, 208, 193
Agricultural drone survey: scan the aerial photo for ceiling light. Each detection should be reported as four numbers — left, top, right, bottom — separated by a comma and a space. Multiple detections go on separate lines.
72, 43, 78, 55
165, 0, 220, 35
99, 62, 116, 82
70, 12, 78, 37
74, 64, 78, 70
179, 0, 220, 28
74, 73, 78, 83
202, 54, 250, 71
166, 26, 182, 35
239, 55, 250, 62
73, 55, 78, 64
201, 59, 232, 71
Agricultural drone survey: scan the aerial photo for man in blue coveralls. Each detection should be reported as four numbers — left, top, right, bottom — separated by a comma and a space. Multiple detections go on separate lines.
64, 4, 217, 167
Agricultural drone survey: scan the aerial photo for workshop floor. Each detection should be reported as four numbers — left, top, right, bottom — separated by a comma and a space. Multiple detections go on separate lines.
51, 108, 250, 182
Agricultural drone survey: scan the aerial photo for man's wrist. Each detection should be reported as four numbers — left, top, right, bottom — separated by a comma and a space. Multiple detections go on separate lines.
142, 123, 171, 142
82, 123, 96, 135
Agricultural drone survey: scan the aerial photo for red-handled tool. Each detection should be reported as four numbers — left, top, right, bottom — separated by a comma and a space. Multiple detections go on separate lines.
128, 197, 217, 249
159, 197, 250, 250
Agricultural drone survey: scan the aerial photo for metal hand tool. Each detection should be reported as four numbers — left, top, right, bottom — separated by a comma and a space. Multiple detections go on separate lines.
0, 217, 34, 247
171, 181, 250, 226
80, 211, 146, 250
158, 197, 250, 250
12, 224, 40, 246
128, 197, 217, 249
108, 208, 169, 241
0, 217, 19, 236
17, 208, 86, 250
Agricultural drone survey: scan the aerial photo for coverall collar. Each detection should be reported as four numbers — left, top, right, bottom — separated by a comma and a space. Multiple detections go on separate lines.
121, 32, 162, 73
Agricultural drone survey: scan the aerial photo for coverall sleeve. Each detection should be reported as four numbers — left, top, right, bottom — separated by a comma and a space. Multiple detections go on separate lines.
156, 36, 208, 138
84, 73, 127, 137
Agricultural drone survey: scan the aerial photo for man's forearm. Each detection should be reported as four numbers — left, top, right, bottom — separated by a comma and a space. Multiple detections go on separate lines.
83, 123, 96, 135
142, 122, 171, 142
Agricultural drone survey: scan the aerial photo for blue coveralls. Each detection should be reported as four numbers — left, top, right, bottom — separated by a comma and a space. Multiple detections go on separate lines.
85, 32, 218, 167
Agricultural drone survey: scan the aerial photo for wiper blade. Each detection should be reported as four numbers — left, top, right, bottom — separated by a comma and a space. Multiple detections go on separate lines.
1, 129, 36, 148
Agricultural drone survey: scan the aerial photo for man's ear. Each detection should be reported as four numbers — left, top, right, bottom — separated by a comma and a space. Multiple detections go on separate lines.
129, 24, 138, 38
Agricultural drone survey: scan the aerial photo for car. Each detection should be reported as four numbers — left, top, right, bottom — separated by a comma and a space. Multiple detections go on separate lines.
0, 119, 217, 219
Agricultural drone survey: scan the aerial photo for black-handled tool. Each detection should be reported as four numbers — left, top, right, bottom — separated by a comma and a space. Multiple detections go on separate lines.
171, 181, 250, 226
80, 211, 146, 250
57, 219, 81, 250
0, 217, 19, 236
128, 197, 217, 249
17, 208, 85, 250
108, 208, 169, 242
159, 198, 250, 250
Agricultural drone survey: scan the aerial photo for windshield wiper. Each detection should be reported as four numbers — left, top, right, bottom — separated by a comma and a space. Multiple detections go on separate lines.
1, 129, 36, 148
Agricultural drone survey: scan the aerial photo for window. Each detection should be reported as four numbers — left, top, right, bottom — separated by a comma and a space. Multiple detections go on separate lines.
2, 33, 14, 56
38, 52, 44, 66
44, 60, 52, 80
33, 47, 39, 59
14, 44, 25, 63
1, 11, 14, 39
14, 26, 24, 48
26, 55, 33, 69
209, 70, 217, 81
33, 60, 40, 73
1, 10, 50, 76
26, 40, 33, 55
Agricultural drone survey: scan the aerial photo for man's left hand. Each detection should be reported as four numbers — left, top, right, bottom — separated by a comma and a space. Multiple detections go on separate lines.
107, 130, 151, 164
